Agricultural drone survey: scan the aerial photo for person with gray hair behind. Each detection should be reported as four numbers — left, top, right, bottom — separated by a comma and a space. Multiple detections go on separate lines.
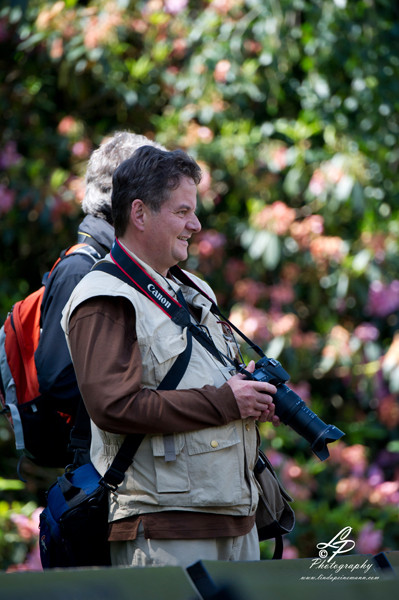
34, 131, 164, 467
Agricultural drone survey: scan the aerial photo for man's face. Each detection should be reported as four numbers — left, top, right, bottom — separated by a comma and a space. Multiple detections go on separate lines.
141, 176, 201, 275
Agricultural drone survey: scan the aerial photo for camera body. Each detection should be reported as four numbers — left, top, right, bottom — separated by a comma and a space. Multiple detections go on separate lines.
248, 356, 344, 461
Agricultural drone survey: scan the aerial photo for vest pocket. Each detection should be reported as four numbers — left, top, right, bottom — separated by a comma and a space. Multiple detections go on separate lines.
184, 423, 243, 506
151, 433, 190, 493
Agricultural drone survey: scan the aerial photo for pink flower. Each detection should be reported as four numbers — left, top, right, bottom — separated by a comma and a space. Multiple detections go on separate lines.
309, 235, 347, 266
336, 476, 371, 507
214, 60, 231, 83
366, 280, 399, 317
229, 304, 271, 345
7, 542, 43, 572
165, 0, 188, 14
11, 508, 41, 542
253, 201, 296, 235
0, 184, 15, 214
0, 141, 22, 169
290, 215, 324, 249
197, 230, 226, 257
233, 279, 268, 305
370, 481, 399, 506
282, 543, 299, 559
71, 139, 91, 159
341, 444, 368, 476
268, 146, 288, 171
57, 116, 78, 136
289, 380, 311, 404
308, 169, 326, 195
280, 458, 315, 500
50, 37, 64, 59
356, 523, 383, 555
223, 258, 247, 285
354, 323, 379, 343
210, 0, 240, 14
377, 394, 399, 430
267, 282, 295, 307
269, 312, 298, 337
321, 325, 352, 362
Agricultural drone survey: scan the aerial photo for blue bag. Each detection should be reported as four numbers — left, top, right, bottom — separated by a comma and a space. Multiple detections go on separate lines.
39, 462, 111, 568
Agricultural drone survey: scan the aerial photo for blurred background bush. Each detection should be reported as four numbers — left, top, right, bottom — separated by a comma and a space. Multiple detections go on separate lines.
0, 0, 398, 570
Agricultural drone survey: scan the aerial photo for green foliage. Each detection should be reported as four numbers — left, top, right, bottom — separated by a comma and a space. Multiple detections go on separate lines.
1, 0, 398, 568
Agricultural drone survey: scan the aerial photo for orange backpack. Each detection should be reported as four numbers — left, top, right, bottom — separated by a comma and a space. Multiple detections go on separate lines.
0, 244, 100, 467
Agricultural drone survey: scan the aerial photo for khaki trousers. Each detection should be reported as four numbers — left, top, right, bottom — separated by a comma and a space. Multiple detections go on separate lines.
110, 523, 260, 568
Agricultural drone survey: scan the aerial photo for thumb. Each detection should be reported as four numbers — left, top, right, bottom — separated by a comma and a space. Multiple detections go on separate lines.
246, 360, 256, 374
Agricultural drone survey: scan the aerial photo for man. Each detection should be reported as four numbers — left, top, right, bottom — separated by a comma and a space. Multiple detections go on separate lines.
35, 131, 164, 466
61, 146, 278, 566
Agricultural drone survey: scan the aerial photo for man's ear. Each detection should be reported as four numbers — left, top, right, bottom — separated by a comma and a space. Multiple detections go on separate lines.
130, 199, 146, 231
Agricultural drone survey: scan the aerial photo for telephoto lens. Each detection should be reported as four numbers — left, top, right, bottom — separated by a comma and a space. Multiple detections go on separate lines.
247, 356, 344, 461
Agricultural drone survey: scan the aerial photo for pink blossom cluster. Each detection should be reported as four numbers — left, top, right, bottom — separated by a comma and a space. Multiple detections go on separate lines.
266, 145, 289, 172
228, 302, 301, 345
252, 201, 296, 235
356, 522, 383, 555
0, 140, 22, 169
7, 508, 43, 572
366, 280, 399, 318
214, 60, 231, 83
353, 322, 379, 343
290, 215, 324, 248
228, 304, 271, 344
57, 116, 79, 136
336, 476, 399, 509
83, 11, 123, 49
252, 203, 346, 267
309, 235, 347, 267
223, 257, 247, 286
321, 325, 352, 363
308, 160, 345, 196
330, 442, 399, 508
274, 454, 317, 501
209, 0, 243, 14
377, 394, 399, 430
184, 122, 214, 146
190, 230, 226, 274
0, 184, 15, 215
233, 279, 268, 305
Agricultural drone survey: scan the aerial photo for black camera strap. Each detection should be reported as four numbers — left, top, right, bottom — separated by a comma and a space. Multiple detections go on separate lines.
169, 264, 266, 359
94, 239, 233, 367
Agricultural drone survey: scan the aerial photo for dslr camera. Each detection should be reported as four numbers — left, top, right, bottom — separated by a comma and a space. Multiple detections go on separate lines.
245, 356, 344, 461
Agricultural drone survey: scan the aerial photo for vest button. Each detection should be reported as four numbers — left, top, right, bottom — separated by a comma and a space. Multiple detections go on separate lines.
210, 440, 219, 448
245, 423, 251, 431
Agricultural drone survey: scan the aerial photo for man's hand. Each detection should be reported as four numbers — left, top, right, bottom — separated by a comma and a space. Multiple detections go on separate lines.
227, 360, 280, 426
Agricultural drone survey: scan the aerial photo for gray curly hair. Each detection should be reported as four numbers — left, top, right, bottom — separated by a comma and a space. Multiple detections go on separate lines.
82, 131, 165, 223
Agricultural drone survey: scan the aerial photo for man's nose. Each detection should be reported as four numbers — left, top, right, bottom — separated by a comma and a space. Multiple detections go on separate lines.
188, 213, 201, 233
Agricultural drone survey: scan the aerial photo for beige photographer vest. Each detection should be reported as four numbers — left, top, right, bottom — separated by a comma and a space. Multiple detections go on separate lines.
62, 250, 259, 522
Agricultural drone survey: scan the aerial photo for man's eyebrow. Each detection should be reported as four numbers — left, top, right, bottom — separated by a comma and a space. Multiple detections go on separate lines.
173, 204, 196, 211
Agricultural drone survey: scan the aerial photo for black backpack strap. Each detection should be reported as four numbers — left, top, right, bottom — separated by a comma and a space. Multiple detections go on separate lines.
98, 284, 194, 489
101, 353, 193, 488
68, 398, 91, 466
77, 231, 109, 258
